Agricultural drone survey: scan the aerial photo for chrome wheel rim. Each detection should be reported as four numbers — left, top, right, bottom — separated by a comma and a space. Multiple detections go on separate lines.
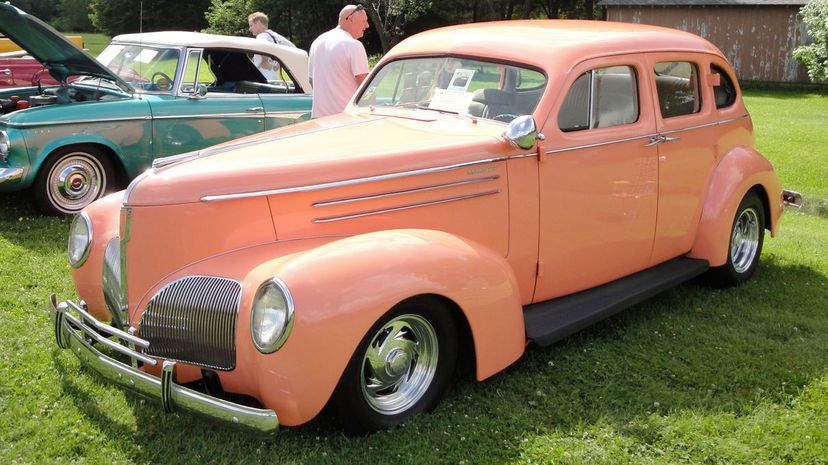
47, 153, 105, 214
730, 207, 760, 274
360, 314, 438, 415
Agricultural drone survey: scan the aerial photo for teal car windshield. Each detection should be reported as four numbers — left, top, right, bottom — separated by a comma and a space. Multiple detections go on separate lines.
95, 44, 181, 93
356, 56, 547, 123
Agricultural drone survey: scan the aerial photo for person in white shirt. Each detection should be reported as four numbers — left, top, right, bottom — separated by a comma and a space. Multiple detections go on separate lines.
308, 4, 370, 118
248, 11, 295, 81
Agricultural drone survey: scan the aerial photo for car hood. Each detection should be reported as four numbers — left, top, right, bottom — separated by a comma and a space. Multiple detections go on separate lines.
125, 110, 513, 206
0, 4, 132, 92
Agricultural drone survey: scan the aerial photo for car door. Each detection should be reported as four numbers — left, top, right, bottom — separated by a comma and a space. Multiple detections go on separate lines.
645, 53, 720, 265
250, 52, 312, 130
149, 48, 265, 157
534, 55, 659, 301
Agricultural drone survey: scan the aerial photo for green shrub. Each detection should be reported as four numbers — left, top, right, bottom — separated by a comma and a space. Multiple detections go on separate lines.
793, 0, 828, 82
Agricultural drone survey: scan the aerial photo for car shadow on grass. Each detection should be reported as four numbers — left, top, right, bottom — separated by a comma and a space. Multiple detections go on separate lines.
48, 255, 827, 463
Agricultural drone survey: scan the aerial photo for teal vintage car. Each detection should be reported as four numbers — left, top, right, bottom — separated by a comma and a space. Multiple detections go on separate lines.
0, 4, 311, 214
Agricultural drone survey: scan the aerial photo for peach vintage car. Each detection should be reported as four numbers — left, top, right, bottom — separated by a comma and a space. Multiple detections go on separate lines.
51, 20, 801, 433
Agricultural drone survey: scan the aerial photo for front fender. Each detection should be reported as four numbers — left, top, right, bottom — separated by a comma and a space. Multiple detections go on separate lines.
688, 146, 782, 266
70, 191, 123, 321
144, 229, 525, 426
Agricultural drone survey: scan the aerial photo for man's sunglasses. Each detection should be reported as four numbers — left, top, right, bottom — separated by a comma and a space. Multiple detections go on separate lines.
345, 4, 364, 20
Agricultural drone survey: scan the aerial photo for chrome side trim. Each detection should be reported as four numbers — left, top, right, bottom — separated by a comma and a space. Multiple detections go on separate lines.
152, 113, 264, 120
3, 115, 152, 128
313, 189, 501, 223
51, 295, 279, 432
313, 175, 500, 207
545, 115, 749, 155
545, 133, 657, 155
661, 115, 749, 136
202, 157, 514, 202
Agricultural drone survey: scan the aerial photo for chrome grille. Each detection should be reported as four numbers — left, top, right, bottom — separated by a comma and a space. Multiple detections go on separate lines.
139, 276, 241, 370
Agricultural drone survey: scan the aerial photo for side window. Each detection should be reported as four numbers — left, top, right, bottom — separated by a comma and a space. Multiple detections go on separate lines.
558, 65, 639, 132
711, 64, 737, 109
654, 61, 701, 118
251, 53, 296, 91
179, 50, 215, 94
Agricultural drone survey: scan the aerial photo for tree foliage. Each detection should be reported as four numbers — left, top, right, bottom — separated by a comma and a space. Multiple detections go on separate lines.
53, 0, 94, 32
89, 0, 211, 36
793, 0, 828, 82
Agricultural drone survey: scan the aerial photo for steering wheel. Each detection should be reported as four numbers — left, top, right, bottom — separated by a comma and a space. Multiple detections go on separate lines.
493, 113, 519, 123
151, 71, 173, 91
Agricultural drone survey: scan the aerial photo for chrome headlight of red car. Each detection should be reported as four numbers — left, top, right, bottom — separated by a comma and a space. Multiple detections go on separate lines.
67, 212, 92, 268
251, 278, 294, 353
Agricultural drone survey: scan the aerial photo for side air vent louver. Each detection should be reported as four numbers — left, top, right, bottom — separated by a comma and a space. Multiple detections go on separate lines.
139, 276, 241, 370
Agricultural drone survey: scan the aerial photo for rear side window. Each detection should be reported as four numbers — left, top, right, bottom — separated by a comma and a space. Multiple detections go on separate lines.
654, 62, 701, 118
711, 65, 737, 109
558, 65, 639, 132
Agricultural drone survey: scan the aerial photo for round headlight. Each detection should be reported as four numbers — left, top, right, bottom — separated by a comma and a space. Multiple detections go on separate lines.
67, 212, 92, 268
251, 278, 294, 353
0, 130, 9, 161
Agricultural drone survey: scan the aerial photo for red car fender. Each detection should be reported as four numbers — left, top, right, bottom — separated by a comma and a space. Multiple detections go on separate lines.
688, 146, 783, 267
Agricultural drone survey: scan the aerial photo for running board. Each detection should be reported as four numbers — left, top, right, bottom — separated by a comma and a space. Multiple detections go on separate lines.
524, 257, 709, 347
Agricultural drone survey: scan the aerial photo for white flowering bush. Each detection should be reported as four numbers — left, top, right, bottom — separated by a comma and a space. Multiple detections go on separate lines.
793, 0, 828, 82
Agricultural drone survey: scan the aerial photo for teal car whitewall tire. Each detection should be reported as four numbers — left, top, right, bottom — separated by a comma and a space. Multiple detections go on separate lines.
34, 145, 114, 216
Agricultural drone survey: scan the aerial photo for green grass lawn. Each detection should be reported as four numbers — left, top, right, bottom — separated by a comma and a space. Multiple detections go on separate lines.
0, 90, 826, 464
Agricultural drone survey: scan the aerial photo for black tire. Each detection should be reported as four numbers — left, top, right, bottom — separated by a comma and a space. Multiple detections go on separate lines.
33, 145, 114, 216
706, 190, 766, 287
332, 299, 458, 434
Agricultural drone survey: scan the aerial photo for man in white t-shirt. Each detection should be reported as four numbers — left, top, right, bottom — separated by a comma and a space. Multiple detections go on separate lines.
248, 11, 295, 81
308, 4, 370, 118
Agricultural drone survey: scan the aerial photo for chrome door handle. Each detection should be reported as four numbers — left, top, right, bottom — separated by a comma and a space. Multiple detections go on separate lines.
644, 135, 663, 147
246, 106, 264, 112
644, 135, 681, 147
0, 69, 11, 76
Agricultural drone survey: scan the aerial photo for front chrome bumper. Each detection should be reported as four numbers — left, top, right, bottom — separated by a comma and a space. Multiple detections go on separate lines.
0, 166, 24, 186
50, 294, 279, 432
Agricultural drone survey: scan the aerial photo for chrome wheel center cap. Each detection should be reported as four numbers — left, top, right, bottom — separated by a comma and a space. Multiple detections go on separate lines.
58, 165, 90, 199
385, 348, 410, 378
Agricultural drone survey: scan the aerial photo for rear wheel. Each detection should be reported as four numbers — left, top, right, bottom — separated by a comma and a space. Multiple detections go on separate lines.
332, 300, 458, 433
706, 190, 765, 287
33, 146, 113, 216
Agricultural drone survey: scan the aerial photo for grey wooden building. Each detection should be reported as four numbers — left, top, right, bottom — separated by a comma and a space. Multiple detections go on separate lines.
599, 0, 812, 83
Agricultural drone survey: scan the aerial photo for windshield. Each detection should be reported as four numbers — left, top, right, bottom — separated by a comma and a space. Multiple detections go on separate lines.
357, 56, 547, 123
94, 43, 181, 93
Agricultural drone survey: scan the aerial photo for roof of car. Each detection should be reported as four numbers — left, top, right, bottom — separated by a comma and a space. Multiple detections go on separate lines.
386, 20, 723, 71
111, 31, 310, 87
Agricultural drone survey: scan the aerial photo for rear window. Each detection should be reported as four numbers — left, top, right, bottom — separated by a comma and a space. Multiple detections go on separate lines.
654, 62, 701, 118
711, 64, 737, 109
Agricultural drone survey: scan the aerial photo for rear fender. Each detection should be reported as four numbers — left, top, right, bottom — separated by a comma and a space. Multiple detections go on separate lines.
688, 146, 782, 266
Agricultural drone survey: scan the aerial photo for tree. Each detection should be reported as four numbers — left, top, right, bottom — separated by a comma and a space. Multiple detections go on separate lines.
89, 0, 210, 36
53, 0, 94, 32
793, 0, 828, 82
203, 0, 256, 36
365, 0, 432, 53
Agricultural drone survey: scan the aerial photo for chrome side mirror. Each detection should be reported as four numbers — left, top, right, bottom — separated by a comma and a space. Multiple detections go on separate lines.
503, 115, 544, 150
188, 85, 208, 100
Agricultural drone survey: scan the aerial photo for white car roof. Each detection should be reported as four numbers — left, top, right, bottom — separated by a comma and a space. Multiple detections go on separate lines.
112, 31, 311, 91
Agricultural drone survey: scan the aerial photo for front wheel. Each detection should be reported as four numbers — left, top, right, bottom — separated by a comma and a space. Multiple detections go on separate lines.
33, 146, 114, 216
332, 300, 458, 433
706, 190, 766, 287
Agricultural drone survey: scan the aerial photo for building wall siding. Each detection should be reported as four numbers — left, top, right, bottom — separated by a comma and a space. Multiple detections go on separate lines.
606, 5, 810, 82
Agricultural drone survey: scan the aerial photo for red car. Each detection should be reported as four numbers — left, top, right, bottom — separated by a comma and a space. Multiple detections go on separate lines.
0, 51, 58, 87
